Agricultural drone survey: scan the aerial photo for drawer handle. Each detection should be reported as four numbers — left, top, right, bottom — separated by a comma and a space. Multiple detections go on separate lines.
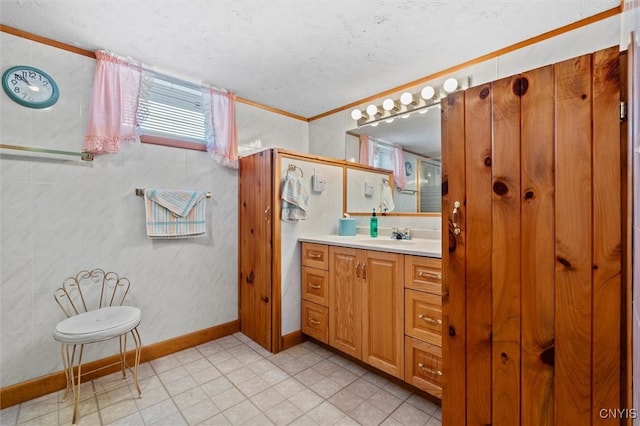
308, 318, 321, 325
309, 284, 322, 290
418, 313, 442, 325
418, 363, 443, 376
418, 271, 442, 280
356, 262, 361, 280
308, 253, 322, 259
362, 264, 367, 281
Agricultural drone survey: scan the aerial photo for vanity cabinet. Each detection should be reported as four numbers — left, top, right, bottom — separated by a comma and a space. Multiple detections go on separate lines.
323, 244, 405, 379
301, 242, 442, 390
404, 255, 443, 397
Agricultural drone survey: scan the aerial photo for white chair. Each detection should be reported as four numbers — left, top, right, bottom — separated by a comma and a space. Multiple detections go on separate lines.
53, 268, 142, 424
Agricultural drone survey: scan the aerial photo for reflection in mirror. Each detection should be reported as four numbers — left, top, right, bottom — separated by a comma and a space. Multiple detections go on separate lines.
345, 104, 441, 215
345, 166, 394, 214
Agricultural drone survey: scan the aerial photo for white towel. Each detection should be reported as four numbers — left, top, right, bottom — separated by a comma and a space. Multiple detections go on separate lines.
380, 181, 395, 213
281, 175, 309, 223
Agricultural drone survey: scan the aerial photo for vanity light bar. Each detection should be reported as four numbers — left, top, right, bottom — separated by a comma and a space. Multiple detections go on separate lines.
351, 76, 468, 127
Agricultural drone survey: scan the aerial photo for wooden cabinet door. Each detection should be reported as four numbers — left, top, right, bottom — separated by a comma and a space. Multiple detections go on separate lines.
239, 150, 273, 351
361, 250, 404, 379
328, 246, 361, 359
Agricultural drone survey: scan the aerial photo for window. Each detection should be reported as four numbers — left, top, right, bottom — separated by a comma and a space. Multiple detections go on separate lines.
138, 73, 207, 150
371, 140, 394, 171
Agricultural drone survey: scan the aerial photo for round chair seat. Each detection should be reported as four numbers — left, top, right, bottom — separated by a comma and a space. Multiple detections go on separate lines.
54, 306, 141, 344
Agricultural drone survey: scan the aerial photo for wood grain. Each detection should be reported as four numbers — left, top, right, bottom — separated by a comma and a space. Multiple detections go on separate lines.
554, 53, 593, 424
463, 83, 493, 425
491, 75, 522, 425
591, 45, 622, 424
239, 151, 273, 351
520, 64, 556, 426
441, 90, 467, 425
328, 246, 362, 359
362, 250, 404, 379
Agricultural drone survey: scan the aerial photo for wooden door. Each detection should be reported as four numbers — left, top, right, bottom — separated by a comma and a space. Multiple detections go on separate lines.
239, 150, 273, 351
361, 250, 404, 379
442, 46, 623, 425
329, 246, 361, 359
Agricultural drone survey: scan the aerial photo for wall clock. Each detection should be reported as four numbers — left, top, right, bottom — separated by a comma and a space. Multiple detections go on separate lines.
2, 65, 59, 109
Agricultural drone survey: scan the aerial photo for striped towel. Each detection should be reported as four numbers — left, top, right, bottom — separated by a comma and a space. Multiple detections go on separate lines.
144, 189, 207, 239
281, 175, 309, 223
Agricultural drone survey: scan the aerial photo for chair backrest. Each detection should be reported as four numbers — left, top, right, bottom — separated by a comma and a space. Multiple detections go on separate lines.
54, 268, 131, 318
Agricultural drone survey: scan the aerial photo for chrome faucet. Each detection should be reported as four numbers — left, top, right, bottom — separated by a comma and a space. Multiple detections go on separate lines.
391, 227, 412, 240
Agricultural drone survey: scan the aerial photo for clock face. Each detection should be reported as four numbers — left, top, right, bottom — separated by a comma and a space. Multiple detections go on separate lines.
2, 66, 59, 109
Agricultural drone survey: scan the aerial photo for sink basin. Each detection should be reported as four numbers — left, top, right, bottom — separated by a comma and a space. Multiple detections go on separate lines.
365, 239, 415, 246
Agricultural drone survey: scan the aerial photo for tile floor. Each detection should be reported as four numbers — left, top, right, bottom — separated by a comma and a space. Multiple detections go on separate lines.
0, 333, 441, 426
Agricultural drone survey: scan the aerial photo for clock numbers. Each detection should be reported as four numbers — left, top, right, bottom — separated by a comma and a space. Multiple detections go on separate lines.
2, 66, 59, 108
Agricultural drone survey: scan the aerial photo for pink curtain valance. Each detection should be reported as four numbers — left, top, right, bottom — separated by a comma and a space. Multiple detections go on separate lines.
203, 88, 239, 169
359, 135, 371, 166
83, 50, 142, 154
393, 144, 407, 189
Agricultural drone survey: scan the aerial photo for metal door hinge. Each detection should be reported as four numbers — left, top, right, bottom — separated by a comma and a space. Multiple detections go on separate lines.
621, 101, 628, 121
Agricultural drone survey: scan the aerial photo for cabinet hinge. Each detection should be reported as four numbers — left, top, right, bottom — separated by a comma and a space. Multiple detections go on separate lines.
620, 101, 628, 121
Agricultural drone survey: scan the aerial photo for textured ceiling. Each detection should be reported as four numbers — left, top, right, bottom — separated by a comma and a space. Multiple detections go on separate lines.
0, 0, 620, 118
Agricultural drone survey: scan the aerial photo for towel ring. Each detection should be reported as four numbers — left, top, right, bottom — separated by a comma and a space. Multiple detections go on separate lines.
286, 163, 304, 177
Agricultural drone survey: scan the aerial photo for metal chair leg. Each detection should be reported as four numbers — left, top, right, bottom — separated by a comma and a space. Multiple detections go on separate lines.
131, 327, 142, 397
60, 344, 72, 402
119, 334, 127, 378
62, 343, 84, 425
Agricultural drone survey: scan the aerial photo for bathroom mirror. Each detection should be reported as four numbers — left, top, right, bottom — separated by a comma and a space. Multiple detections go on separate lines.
345, 105, 441, 215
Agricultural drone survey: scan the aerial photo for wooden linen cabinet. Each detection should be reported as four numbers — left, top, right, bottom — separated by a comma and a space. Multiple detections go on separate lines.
441, 46, 625, 425
328, 245, 404, 379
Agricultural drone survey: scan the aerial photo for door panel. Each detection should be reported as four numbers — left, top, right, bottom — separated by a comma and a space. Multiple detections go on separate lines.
329, 246, 361, 359
239, 151, 272, 351
362, 250, 404, 379
442, 46, 622, 426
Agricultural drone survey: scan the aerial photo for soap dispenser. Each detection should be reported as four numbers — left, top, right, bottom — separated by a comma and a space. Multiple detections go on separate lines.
370, 208, 378, 238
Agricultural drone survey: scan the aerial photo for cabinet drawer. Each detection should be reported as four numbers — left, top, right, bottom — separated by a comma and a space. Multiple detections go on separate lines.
302, 266, 328, 306
302, 243, 328, 270
301, 300, 328, 344
405, 256, 442, 295
405, 337, 442, 398
405, 289, 442, 346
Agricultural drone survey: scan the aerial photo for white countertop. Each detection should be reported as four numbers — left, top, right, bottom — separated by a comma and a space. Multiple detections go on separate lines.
298, 234, 442, 258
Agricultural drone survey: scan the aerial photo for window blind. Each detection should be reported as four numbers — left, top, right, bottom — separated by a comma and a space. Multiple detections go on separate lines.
138, 74, 206, 144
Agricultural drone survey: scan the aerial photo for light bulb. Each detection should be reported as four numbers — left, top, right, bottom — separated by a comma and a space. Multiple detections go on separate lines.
443, 78, 459, 93
385, 118, 395, 124
351, 109, 363, 120
382, 98, 396, 111
366, 104, 379, 117
420, 86, 435, 100
400, 92, 414, 106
